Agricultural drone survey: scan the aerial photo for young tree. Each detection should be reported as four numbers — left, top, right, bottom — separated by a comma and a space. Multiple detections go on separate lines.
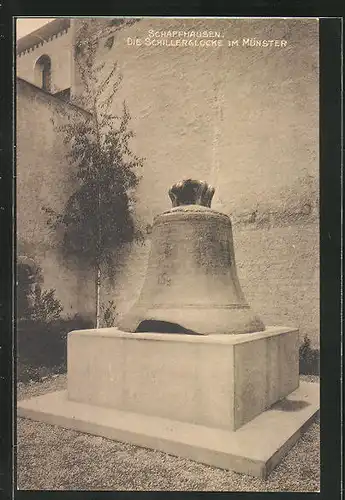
45, 19, 143, 328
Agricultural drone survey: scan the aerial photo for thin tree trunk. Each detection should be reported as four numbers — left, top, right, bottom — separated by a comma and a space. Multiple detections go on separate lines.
95, 265, 101, 328
93, 98, 102, 329
95, 184, 102, 328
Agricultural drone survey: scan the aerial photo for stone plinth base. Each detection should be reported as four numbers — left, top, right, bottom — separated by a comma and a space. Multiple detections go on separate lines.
67, 327, 299, 430
17, 326, 318, 478
17, 381, 319, 479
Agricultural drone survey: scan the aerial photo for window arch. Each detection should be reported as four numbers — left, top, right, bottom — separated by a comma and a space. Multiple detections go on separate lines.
34, 54, 51, 92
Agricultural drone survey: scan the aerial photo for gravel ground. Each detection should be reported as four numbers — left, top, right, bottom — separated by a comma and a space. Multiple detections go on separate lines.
16, 375, 320, 492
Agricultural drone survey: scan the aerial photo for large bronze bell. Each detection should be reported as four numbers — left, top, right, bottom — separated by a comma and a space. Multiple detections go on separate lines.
119, 179, 265, 335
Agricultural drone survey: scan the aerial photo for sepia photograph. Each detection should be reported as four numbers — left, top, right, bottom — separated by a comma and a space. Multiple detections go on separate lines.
16, 17, 320, 491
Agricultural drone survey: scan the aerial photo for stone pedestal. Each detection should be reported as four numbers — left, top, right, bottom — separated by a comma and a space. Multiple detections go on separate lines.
17, 326, 319, 478
67, 327, 299, 431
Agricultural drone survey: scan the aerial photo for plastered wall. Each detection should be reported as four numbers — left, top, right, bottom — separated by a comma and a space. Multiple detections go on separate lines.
76, 18, 319, 345
17, 18, 320, 345
16, 78, 95, 318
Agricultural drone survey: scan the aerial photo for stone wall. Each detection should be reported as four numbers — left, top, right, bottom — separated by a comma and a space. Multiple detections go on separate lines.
17, 18, 320, 345
16, 78, 95, 319
73, 18, 319, 218
235, 223, 319, 345
76, 18, 319, 345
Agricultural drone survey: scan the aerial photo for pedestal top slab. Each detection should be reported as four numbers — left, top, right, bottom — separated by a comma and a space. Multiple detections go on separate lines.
68, 326, 298, 345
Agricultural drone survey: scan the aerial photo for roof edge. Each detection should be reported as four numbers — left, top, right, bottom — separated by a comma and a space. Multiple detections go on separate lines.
17, 19, 71, 56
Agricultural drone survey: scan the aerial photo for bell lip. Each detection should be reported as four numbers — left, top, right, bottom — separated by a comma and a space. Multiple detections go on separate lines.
119, 307, 265, 336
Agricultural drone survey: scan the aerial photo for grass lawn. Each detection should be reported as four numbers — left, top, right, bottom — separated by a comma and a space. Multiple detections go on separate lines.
16, 374, 319, 492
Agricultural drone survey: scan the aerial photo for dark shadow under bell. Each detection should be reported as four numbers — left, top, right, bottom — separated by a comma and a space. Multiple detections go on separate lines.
135, 320, 199, 335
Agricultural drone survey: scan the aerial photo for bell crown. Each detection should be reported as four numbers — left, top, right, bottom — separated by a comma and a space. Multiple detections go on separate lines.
168, 179, 215, 208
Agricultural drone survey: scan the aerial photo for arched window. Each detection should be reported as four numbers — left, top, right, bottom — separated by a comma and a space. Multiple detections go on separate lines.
34, 55, 51, 92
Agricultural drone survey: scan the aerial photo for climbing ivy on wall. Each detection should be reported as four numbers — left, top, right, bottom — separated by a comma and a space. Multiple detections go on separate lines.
44, 19, 144, 328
